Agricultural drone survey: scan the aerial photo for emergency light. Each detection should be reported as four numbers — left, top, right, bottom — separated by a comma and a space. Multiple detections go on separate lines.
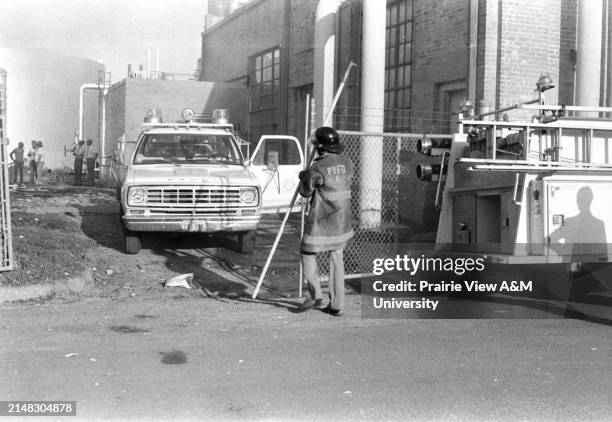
181, 108, 195, 122
212, 109, 229, 125
144, 108, 163, 123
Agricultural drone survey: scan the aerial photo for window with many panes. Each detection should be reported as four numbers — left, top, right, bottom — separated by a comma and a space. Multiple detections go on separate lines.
248, 47, 281, 143
249, 47, 281, 112
385, 0, 413, 131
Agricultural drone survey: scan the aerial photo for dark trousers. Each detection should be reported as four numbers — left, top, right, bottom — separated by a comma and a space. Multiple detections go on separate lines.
86, 158, 95, 186
74, 157, 83, 185
29, 160, 37, 184
13, 162, 24, 184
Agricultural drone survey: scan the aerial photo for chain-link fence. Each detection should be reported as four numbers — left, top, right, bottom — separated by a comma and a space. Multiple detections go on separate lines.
314, 130, 451, 279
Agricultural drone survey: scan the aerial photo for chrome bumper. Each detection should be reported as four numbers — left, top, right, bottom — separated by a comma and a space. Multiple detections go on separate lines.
122, 214, 260, 233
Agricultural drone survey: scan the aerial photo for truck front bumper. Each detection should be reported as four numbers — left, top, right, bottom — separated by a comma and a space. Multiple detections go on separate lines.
122, 213, 260, 233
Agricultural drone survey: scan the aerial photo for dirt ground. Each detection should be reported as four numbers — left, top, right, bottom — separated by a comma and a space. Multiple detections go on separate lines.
1, 182, 310, 304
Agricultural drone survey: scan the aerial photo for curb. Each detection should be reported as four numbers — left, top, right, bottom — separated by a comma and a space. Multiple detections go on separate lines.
0, 269, 95, 304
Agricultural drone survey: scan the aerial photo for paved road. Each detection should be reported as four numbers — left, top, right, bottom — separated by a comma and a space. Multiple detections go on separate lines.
1, 295, 611, 421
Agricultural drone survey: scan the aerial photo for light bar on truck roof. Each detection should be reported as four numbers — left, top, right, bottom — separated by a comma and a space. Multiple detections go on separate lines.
181, 108, 195, 122
212, 109, 229, 124
144, 107, 162, 123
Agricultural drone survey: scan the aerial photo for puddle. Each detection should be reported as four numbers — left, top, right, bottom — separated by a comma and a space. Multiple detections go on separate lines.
134, 314, 157, 319
160, 350, 187, 365
109, 325, 150, 334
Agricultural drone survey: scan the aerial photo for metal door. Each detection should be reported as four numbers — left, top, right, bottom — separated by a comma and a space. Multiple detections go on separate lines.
250, 135, 304, 213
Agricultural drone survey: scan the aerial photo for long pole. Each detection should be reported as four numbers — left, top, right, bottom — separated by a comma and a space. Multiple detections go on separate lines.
252, 62, 356, 300
298, 92, 311, 298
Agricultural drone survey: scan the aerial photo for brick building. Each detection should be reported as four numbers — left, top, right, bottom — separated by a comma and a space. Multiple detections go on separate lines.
199, 0, 610, 142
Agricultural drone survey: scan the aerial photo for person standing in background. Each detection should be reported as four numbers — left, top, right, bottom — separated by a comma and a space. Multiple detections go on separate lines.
9, 141, 25, 185
72, 140, 86, 185
85, 138, 98, 186
27, 140, 42, 185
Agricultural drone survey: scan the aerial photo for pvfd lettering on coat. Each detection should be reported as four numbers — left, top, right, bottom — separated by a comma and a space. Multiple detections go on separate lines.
326, 164, 346, 175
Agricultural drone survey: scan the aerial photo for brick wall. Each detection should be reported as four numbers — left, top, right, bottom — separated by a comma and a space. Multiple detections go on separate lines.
477, 0, 563, 120
200, 0, 285, 83
411, 0, 469, 133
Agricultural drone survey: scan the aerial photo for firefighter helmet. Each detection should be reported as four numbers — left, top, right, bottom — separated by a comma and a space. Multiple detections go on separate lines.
314, 126, 344, 153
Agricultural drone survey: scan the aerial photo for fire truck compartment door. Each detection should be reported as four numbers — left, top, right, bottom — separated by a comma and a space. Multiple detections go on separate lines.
251, 135, 304, 214
546, 179, 611, 257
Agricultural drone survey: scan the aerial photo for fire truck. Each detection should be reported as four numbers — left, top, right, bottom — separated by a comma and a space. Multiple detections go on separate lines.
417, 76, 612, 301
111, 108, 304, 254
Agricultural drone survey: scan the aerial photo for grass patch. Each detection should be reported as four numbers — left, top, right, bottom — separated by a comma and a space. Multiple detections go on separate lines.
0, 212, 95, 287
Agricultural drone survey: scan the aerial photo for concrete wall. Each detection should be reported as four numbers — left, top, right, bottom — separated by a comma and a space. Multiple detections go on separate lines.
0, 48, 103, 169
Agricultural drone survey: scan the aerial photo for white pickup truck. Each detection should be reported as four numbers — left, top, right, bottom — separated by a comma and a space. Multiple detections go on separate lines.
111, 109, 304, 254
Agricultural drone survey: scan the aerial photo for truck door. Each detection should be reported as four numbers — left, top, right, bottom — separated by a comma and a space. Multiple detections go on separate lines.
251, 135, 304, 213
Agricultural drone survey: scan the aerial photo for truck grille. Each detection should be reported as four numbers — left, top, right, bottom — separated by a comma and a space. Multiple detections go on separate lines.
146, 187, 241, 206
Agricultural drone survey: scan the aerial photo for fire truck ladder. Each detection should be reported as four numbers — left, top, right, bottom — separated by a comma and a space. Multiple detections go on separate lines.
458, 104, 612, 174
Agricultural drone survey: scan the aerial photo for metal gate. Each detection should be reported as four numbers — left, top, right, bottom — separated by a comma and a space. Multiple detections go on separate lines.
314, 130, 450, 279
0, 68, 14, 271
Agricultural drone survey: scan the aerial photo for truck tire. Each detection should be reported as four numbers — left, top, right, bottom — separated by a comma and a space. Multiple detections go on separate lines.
237, 230, 256, 254
124, 230, 142, 254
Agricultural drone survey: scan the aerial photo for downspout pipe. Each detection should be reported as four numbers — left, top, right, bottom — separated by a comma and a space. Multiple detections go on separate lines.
313, 0, 347, 127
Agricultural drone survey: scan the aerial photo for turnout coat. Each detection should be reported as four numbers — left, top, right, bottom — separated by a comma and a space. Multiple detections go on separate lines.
299, 152, 354, 253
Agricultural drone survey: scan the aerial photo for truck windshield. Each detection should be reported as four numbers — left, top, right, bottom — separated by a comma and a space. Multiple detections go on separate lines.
133, 133, 242, 165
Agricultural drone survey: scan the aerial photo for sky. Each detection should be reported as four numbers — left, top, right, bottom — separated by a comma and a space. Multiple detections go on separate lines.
0, 0, 207, 82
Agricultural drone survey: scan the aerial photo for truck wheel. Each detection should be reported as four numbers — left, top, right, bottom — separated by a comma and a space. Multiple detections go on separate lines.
238, 230, 256, 254
124, 230, 142, 254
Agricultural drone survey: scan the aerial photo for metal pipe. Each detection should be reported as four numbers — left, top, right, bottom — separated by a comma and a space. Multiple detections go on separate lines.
576, 0, 603, 109
475, 98, 539, 119
299, 92, 311, 298
100, 88, 108, 170
359, 0, 385, 229
468, 165, 612, 172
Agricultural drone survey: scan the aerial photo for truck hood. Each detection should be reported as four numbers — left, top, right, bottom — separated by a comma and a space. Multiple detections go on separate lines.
127, 165, 257, 186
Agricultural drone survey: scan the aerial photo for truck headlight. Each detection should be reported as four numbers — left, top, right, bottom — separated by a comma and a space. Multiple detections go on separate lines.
128, 187, 147, 205
240, 187, 258, 205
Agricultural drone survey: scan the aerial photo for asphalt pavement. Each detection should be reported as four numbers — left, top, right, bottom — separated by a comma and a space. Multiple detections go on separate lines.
1, 295, 611, 421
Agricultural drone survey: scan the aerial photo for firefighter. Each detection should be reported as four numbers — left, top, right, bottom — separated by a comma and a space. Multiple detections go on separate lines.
297, 126, 354, 316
